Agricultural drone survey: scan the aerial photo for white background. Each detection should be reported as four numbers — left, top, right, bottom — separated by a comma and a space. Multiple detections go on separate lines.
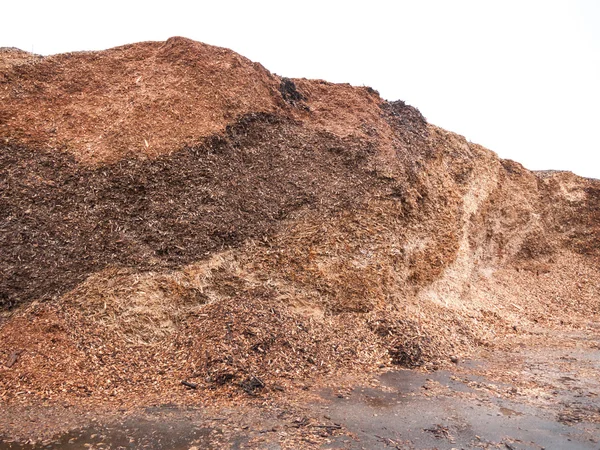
2, 0, 599, 178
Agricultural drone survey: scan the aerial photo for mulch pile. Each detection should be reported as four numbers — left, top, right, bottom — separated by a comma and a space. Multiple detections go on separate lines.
1, 37, 599, 412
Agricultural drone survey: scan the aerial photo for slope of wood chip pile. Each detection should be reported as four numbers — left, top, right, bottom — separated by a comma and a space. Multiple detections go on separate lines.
0, 37, 599, 411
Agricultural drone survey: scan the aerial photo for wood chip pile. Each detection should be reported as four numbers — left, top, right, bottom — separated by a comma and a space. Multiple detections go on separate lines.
1, 37, 599, 409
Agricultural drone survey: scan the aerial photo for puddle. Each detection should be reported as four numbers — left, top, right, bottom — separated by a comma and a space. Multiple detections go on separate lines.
0, 415, 241, 450
321, 364, 600, 449
362, 394, 397, 408
379, 369, 428, 393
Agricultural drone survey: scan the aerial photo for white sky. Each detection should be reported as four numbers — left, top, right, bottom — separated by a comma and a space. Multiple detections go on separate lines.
2, 0, 599, 178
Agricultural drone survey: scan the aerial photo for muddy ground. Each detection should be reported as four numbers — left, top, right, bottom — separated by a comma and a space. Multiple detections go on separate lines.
1, 325, 598, 449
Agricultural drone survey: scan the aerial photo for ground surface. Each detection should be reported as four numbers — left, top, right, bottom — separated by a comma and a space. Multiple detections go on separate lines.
2, 325, 599, 449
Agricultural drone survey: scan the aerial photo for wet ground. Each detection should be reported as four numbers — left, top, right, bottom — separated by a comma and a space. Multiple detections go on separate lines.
0, 412, 234, 450
320, 366, 599, 449
2, 332, 599, 449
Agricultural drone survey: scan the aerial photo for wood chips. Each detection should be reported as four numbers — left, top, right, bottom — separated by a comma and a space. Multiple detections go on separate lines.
0, 38, 599, 415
